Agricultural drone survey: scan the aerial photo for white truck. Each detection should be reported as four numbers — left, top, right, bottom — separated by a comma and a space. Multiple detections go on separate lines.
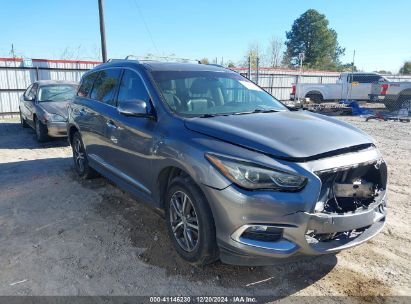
290, 72, 386, 103
369, 80, 411, 112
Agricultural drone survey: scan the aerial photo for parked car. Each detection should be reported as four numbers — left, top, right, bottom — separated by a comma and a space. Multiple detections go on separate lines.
290, 72, 387, 103
19, 80, 78, 142
68, 60, 387, 266
370, 79, 411, 112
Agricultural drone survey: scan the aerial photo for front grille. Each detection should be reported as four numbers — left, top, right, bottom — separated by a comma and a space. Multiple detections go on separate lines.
305, 226, 371, 244
314, 160, 387, 214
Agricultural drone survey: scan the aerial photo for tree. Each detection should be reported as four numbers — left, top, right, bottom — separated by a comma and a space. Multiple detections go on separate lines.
339, 63, 358, 72
284, 9, 345, 70
399, 62, 411, 75
200, 58, 209, 64
227, 61, 235, 68
242, 42, 265, 68
266, 36, 283, 67
374, 70, 392, 75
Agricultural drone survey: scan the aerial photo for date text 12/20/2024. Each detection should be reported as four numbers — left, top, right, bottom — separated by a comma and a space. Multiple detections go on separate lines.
149, 296, 258, 303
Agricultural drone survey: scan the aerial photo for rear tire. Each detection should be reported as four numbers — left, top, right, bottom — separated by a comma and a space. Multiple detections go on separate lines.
19, 110, 29, 128
71, 132, 98, 179
305, 92, 324, 104
35, 117, 49, 142
165, 176, 218, 265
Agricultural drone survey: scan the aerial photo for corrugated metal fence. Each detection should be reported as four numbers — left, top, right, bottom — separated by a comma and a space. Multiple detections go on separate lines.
0, 58, 100, 115
1, 58, 411, 115
233, 68, 341, 100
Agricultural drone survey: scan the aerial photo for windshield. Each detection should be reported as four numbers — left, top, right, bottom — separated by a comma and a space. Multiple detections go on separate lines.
151, 71, 287, 116
38, 85, 77, 102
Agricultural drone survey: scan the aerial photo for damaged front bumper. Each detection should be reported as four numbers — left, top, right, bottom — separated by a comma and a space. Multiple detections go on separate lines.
202, 147, 387, 265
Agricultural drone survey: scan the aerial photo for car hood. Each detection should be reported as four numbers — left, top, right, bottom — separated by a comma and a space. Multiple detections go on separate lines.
184, 111, 374, 161
39, 101, 69, 118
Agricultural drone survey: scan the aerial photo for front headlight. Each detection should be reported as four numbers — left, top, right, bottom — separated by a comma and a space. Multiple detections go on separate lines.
45, 113, 66, 122
205, 153, 307, 191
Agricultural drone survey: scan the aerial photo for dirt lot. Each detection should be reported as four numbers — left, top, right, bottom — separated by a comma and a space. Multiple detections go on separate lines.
0, 116, 410, 302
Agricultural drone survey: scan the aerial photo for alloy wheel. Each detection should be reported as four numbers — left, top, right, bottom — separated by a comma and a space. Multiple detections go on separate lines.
169, 191, 199, 252
73, 137, 85, 173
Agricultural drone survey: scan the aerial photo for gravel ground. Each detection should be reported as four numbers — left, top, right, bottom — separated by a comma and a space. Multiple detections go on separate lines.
0, 116, 410, 302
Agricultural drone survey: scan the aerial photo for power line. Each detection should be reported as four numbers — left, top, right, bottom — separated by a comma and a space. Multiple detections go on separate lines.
133, 0, 159, 54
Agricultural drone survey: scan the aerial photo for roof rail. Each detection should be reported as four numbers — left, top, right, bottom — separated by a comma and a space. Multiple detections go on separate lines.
123, 55, 200, 64
125, 55, 140, 61
207, 64, 225, 68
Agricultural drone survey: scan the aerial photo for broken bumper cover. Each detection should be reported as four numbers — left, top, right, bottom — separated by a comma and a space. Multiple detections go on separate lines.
203, 184, 386, 266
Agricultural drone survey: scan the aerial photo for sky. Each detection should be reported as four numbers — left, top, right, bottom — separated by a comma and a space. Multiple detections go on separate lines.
0, 0, 410, 73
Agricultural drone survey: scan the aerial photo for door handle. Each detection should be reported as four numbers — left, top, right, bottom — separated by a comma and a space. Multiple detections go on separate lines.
106, 120, 117, 129
79, 108, 87, 115
110, 136, 118, 144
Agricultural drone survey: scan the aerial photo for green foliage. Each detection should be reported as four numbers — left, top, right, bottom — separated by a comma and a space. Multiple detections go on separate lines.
399, 62, 411, 75
339, 63, 358, 72
241, 42, 263, 69
374, 70, 392, 75
285, 9, 345, 70
227, 61, 235, 68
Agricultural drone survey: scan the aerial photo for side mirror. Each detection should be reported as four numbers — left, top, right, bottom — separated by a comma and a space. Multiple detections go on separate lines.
24, 95, 34, 102
118, 99, 149, 117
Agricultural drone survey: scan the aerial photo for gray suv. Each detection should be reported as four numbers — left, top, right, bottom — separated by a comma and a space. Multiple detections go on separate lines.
67, 60, 387, 265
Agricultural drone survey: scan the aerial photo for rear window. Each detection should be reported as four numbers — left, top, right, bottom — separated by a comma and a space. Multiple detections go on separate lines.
349, 74, 382, 83
90, 69, 122, 106
78, 72, 98, 97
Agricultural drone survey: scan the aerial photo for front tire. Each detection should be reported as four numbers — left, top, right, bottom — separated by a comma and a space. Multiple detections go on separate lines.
384, 94, 411, 112
71, 132, 98, 179
19, 110, 29, 128
35, 117, 49, 142
165, 176, 218, 265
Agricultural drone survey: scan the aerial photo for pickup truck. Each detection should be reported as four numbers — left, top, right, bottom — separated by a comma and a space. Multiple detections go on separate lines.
290, 72, 386, 103
369, 80, 411, 112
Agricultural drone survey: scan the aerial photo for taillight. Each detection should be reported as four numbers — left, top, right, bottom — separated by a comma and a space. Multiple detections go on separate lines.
380, 84, 389, 95
291, 85, 296, 95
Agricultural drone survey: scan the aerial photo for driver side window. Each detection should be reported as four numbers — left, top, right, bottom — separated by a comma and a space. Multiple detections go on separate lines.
117, 69, 150, 106
27, 84, 38, 100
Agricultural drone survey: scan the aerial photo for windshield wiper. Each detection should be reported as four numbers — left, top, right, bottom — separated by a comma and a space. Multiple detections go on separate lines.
45, 90, 73, 100
199, 114, 216, 118
233, 109, 279, 115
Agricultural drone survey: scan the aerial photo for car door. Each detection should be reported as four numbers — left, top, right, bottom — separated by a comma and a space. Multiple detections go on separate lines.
74, 69, 121, 162
347, 74, 380, 100
23, 83, 38, 126
20, 84, 32, 119
104, 68, 156, 198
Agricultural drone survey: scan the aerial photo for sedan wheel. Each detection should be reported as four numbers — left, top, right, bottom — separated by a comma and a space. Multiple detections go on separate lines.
19, 110, 28, 128
35, 118, 49, 142
169, 190, 200, 252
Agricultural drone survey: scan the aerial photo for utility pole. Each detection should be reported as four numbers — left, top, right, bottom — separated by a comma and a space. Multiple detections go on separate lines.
98, 0, 107, 62
248, 56, 251, 80
11, 44, 16, 59
347, 50, 356, 101
295, 52, 305, 104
